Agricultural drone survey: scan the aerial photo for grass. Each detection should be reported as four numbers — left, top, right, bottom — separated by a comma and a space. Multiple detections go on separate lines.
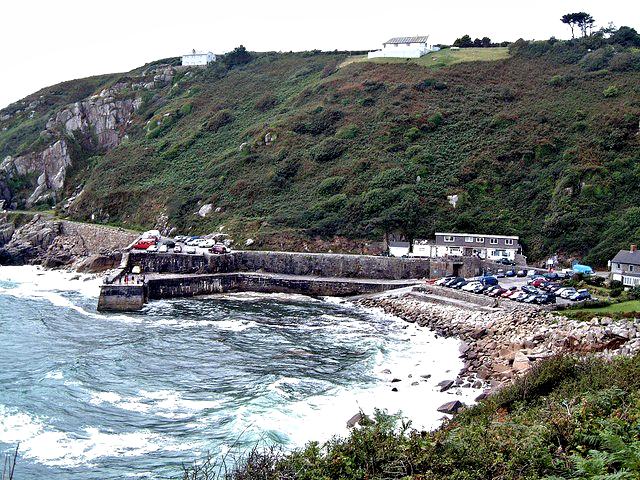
572, 299, 640, 314
344, 47, 510, 70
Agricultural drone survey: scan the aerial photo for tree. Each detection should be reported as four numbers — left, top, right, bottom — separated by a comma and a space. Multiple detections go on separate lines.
481, 36, 492, 47
473, 38, 482, 47
453, 35, 473, 48
224, 45, 252, 68
610, 26, 640, 46
561, 12, 595, 38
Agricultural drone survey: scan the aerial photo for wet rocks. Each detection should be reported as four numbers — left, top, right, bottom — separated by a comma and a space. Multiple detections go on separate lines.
437, 400, 465, 415
355, 293, 640, 388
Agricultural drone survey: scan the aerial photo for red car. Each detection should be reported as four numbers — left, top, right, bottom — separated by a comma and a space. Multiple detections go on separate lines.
132, 240, 155, 250
501, 289, 518, 298
209, 244, 228, 254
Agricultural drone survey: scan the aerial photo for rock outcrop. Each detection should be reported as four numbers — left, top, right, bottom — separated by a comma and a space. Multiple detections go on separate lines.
0, 214, 137, 272
355, 293, 640, 389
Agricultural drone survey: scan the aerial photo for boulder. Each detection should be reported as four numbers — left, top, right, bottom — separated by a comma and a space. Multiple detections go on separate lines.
346, 412, 368, 427
436, 380, 454, 392
198, 204, 213, 217
437, 400, 465, 415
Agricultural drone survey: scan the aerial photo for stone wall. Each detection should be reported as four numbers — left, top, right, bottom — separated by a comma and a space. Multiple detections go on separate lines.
130, 251, 431, 280
97, 284, 145, 311
146, 273, 418, 299
420, 284, 499, 307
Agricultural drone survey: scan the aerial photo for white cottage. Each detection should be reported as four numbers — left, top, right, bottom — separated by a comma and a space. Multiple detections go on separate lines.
182, 49, 216, 66
368, 36, 440, 59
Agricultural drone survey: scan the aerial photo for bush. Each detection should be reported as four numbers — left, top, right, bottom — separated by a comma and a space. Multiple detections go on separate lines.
223, 45, 252, 68
403, 127, 421, 142
310, 138, 346, 162
549, 74, 574, 86
335, 125, 359, 139
579, 47, 614, 71
629, 286, 640, 300
603, 85, 620, 97
255, 94, 278, 112
318, 176, 345, 195
204, 110, 233, 132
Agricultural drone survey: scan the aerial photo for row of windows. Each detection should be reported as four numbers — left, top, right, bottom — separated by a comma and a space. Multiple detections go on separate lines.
623, 276, 640, 286
616, 263, 635, 271
443, 236, 514, 245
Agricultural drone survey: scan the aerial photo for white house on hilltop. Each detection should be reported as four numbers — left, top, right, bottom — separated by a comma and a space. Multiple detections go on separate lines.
368, 36, 440, 59
182, 49, 216, 66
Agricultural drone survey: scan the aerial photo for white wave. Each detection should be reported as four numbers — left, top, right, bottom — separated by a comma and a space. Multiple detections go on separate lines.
90, 391, 122, 405
44, 370, 64, 380
0, 265, 103, 299
0, 404, 195, 468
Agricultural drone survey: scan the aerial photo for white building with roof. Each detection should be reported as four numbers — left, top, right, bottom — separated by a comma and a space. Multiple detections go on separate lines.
368, 36, 439, 59
411, 233, 522, 261
182, 49, 216, 66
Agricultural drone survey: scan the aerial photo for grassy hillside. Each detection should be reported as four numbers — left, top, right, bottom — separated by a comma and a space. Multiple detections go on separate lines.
2, 39, 640, 264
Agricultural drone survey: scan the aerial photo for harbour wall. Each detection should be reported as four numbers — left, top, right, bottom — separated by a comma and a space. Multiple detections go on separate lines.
146, 273, 420, 299
128, 251, 432, 280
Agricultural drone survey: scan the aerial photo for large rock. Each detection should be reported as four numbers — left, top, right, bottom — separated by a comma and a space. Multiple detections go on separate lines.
437, 400, 465, 414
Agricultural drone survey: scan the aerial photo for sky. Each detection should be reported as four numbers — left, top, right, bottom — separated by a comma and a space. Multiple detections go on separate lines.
1, 0, 638, 109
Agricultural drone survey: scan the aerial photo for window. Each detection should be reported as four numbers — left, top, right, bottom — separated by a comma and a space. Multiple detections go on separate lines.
465, 236, 473, 242
449, 247, 460, 253
475, 237, 484, 243
617, 263, 621, 269
505, 239, 514, 246
631, 265, 635, 272
489, 238, 498, 245
444, 236, 454, 242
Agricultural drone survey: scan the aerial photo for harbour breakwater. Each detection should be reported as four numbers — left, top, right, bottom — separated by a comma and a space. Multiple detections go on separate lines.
97, 251, 431, 311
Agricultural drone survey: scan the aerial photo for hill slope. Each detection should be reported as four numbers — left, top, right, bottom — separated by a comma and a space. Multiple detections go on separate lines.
1, 42, 639, 264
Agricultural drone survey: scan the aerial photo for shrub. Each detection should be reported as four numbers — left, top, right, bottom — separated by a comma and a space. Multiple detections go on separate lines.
549, 74, 574, 86
610, 280, 624, 290
292, 109, 344, 135
579, 47, 614, 71
629, 286, 640, 300
404, 127, 421, 142
223, 45, 252, 68
204, 109, 233, 132
369, 168, 408, 189
610, 287, 623, 298
603, 85, 620, 97
311, 138, 346, 162
318, 176, 345, 195
427, 112, 443, 127
609, 51, 640, 72
255, 94, 278, 112
335, 125, 359, 139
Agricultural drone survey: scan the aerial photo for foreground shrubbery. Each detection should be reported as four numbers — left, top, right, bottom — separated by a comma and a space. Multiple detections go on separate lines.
185, 355, 640, 479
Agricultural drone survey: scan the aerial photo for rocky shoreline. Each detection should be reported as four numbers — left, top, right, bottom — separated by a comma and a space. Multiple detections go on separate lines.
0, 213, 137, 272
355, 293, 640, 396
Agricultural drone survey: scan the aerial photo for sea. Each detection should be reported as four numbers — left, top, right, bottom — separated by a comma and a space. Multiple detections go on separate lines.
0, 265, 479, 479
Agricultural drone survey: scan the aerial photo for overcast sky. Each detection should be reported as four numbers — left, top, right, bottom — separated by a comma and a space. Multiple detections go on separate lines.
1, 0, 638, 109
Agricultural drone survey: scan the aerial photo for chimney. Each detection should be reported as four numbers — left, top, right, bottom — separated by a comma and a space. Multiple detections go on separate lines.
631, 244, 638, 252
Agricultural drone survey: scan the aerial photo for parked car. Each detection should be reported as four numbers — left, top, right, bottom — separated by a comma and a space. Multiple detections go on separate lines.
452, 280, 469, 289
545, 272, 559, 280
534, 293, 556, 304
174, 245, 182, 253
496, 258, 515, 265
158, 244, 168, 253
511, 291, 529, 301
489, 288, 507, 297
529, 278, 547, 288
434, 277, 454, 286
186, 246, 197, 254
496, 269, 505, 278
523, 294, 538, 303
560, 288, 578, 299
522, 285, 539, 295
445, 277, 465, 287
147, 245, 159, 252
461, 281, 482, 292
484, 286, 500, 295
505, 269, 516, 277
202, 239, 215, 248
132, 240, 155, 250
175, 235, 186, 242
209, 244, 229, 254
569, 289, 591, 301
516, 270, 527, 277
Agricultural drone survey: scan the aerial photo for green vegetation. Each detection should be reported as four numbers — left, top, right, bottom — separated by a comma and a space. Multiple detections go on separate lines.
184, 354, 640, 479
1, 30, 639, 262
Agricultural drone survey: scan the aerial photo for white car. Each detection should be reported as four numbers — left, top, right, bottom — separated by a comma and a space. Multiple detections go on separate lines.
202, 239, 215, 248
186, 246, 197, 254
560, 288, 578, 299
147, 245, 158, 252
461, 282, 482, 292
158, 244, 168, 253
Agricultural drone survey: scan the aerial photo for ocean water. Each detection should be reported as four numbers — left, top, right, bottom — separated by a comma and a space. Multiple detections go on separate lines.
0, 265, 478, 479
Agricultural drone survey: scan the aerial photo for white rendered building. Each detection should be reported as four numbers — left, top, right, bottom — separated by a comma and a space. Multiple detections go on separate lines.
182, 50, 216, 66
368, 36, 440, 59
411, 233, 522, 261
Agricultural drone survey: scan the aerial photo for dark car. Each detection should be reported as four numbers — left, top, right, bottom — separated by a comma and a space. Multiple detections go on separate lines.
209, 244, 229, 254
516, 269, 527, 277
452, 280, 468, 289
534, 293, 556, 304
545, 272, 559, 280
488, 288, 507, 297
496, 258, 515, 265
505, 269, 516, 277
445, 277, 465, 287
